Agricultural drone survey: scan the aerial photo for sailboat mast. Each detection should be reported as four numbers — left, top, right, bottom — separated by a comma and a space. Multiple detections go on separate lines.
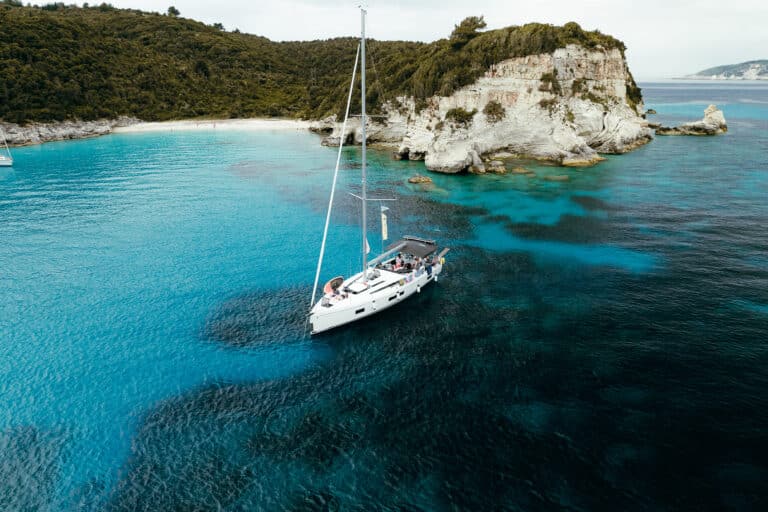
360, 7, 368, 276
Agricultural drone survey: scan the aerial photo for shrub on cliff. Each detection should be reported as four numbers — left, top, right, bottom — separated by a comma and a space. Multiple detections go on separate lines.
539, 98, 558, 112
625, 76, 643, 111
539, 70, 562, 95
483, 101, 505, 123
445, 107, 477, 127
571, 78, 587, 95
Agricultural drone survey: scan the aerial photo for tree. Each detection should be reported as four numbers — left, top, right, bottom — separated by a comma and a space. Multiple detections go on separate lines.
450, 16, 486, 49
167, 6, 180, 16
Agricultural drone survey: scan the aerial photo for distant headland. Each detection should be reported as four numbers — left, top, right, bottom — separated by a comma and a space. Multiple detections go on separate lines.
681, 60, 768, 80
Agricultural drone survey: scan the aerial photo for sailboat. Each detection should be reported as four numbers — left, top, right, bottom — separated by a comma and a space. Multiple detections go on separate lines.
0, 127, 12, 167
308, 7, 449, 335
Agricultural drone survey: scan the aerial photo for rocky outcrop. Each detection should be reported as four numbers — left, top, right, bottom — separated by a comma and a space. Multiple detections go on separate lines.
408, 174, 433, 184
486, 160, 507, 174
316, 44, 652, 173
1, 117, 138, 146
656, 105, 727, 136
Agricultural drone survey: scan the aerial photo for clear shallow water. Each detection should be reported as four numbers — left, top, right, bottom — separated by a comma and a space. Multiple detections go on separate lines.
1, 83, 767, 510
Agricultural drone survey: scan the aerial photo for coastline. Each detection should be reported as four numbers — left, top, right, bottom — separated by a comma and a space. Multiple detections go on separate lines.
113, 118, 312, 134
1, 117, 313, 147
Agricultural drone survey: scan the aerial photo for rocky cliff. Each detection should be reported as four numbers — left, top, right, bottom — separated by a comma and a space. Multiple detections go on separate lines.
314, 44, 652, 173
1, 118, 138, 146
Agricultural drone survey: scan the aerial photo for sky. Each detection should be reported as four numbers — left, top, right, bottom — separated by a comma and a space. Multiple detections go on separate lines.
104, 0, 768, 80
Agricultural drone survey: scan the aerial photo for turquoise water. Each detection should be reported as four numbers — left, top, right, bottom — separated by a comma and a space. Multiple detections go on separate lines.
1, 82, 767, 510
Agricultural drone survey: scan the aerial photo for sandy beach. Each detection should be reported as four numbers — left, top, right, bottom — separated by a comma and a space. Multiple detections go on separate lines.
113, 118, 312, 133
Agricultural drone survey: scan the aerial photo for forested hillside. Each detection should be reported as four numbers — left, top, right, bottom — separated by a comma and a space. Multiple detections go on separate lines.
0, 2, 632, 123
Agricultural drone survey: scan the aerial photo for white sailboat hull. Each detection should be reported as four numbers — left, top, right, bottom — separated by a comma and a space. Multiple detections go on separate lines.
0, 156, 12, 167
309, 262, 443, 335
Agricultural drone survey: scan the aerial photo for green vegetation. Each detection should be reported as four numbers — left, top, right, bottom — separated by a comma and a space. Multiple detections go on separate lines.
414, 97, 429, 114
482, 100, 505, 123
538, 98, 558, 111
571, 77, 586, 95
0, 3, 639, 124
538, 70, 562, 95
583, 91, 609, 110
625, 75, 642, 111
445, 107, 477, 127
449, 16, 486, 50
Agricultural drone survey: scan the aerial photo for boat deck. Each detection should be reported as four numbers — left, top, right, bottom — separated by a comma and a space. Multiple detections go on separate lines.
309, 236, 447, 334
318, 253, 439, 309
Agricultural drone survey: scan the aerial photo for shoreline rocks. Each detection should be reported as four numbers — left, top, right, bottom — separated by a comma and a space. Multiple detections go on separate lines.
485, 160, 507, 174
408, 174, 433, 184
1, 117, 139, 146
511, 166, 536, 177
656, 105, 727, 136
544, 174, 570, 182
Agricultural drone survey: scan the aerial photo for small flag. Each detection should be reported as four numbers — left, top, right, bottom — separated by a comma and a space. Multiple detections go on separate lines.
365, 237, 371, 254
381, 212, 388, 241
380, 205, 390, 241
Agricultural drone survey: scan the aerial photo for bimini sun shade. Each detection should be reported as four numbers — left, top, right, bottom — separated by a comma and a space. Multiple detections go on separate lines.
386, 236, 438, 258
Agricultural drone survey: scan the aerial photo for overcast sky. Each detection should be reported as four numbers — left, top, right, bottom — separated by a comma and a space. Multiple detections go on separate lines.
105, 0, 767, 80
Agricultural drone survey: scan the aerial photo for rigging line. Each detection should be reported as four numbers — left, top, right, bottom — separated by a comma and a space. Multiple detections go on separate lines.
367, 41, 387, 109
310, 43, 361, 309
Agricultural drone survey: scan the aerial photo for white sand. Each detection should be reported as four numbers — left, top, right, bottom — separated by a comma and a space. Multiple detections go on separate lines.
114, 118, 312, 133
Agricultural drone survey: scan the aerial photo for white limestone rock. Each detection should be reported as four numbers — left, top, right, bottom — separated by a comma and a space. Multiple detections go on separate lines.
1, 117, 138, 146
319, 44, 652, 173
656, 105, 727, 136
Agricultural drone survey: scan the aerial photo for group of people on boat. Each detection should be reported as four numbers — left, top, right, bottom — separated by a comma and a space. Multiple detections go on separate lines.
320, 250, 443, 308
329, 288, 348, 302
384, 253, 436, 277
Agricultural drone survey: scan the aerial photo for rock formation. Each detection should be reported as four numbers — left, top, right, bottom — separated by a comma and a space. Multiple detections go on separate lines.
485, 160, 507, 174
408, 174, 433, 184
1, 117, 138, 146
312, 44, 652, 174
656, 105, 727, 136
